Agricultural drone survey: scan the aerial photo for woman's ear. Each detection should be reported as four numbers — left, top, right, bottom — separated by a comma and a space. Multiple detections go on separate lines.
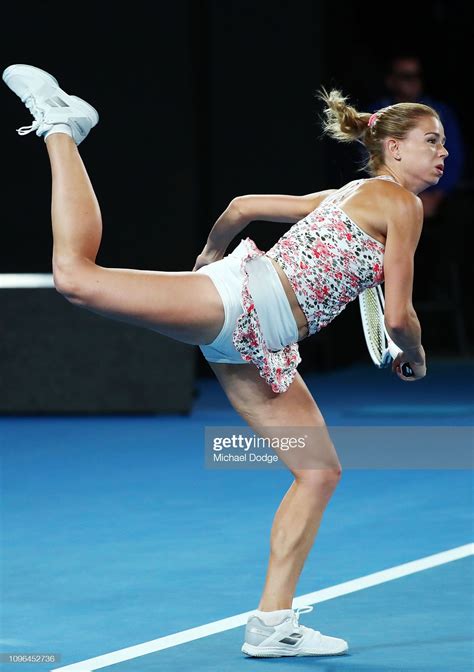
387, 137, 401, 161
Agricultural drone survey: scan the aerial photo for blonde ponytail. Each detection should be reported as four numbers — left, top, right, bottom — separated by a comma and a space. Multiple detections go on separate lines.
317, 87, 371, 143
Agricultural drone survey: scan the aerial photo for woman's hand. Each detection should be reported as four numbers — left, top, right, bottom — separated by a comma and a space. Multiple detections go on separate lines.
392, 348, 427, 381
192, 243, 226, 271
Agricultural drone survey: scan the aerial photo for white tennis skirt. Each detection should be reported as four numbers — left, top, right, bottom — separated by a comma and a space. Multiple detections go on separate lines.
195, 240, 298, 364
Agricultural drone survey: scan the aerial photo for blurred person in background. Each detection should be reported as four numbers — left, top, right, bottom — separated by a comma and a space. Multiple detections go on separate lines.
370, 54, 464, 219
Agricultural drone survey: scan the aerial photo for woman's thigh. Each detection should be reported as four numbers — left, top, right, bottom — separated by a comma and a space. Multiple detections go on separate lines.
208, 362, 341, 474
57, 261, 225, 345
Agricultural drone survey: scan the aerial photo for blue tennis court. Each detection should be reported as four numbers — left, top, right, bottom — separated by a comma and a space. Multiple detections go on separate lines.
1, 359, 473, 671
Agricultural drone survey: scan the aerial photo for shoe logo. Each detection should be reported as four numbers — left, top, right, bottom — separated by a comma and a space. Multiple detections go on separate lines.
279, 634, 303, 646
44, 96, 70, 108
53, 96, 70, 108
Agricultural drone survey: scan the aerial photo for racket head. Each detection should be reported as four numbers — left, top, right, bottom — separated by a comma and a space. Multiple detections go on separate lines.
359, 285, 415, 377
358, 286, 389, 368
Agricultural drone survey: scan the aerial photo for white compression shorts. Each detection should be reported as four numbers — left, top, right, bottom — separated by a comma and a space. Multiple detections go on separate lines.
196, 240, 298, 364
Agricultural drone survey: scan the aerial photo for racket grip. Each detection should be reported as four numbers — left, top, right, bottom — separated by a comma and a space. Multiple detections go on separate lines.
388, 341, 414, 377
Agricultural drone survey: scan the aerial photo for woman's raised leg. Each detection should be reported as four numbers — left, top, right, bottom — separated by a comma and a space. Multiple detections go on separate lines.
47, 134, 224, 345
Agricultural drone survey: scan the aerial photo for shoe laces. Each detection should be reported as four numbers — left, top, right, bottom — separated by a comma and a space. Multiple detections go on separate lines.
16, 95, 45, 136
292, 605, 320, 636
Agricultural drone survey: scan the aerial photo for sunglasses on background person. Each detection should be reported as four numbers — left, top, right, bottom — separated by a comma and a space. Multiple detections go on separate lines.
392, 71, 423, 82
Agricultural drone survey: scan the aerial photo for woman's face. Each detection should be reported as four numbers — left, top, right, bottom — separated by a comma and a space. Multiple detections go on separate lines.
396, 116, 449, 191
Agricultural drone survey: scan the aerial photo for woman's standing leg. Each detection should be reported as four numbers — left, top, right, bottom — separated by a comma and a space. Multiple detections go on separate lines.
210, 363, 348, 658
210, 362, 342, 611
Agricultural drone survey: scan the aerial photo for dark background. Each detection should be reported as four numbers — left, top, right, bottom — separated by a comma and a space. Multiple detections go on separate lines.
1, 0, 472, 380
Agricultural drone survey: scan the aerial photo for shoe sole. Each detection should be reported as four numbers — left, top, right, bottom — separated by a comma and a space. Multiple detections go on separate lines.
2, 64, 99, 127
241, 642, 348, 657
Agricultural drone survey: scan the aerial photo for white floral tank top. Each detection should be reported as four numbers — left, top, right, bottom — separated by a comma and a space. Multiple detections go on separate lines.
232, 176, 393, 393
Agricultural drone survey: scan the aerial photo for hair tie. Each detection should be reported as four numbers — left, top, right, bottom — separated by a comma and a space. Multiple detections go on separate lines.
368, 113, 379, 128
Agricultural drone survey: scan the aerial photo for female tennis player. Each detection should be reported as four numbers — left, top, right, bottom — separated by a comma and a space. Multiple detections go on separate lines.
3, 64, 447, 658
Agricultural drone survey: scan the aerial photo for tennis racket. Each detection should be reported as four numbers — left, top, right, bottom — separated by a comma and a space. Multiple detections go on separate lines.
359, 285, 414, 377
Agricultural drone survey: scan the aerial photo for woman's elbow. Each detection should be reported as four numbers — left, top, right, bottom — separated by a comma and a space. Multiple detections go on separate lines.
385, 308, 417, 332
385, 317, 408, 333
228, 196, 249, 222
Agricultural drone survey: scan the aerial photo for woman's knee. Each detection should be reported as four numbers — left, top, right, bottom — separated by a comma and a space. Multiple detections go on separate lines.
295, 464, 342, 495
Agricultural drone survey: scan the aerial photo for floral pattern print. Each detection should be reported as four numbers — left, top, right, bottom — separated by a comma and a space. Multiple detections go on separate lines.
231, 177, 390, 394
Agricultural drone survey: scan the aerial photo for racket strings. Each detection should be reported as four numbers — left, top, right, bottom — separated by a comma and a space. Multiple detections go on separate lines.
364, 290, 384, 356
359, 287, 387, 366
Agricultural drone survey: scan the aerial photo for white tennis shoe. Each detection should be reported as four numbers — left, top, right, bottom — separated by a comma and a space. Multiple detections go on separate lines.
241, 605, 348, 657
2, 64, 98, 145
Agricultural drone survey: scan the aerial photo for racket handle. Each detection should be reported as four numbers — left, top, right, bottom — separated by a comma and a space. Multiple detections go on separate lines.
387, 341, 414, 377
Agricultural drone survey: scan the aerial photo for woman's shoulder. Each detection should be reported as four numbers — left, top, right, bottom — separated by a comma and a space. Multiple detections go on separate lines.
326, 176, 421, 221
341, 176, 422, 236
364, 176, 421, 208
369, 180, 423, 229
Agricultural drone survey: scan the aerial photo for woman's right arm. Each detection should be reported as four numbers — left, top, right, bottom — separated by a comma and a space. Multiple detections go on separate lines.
193, 190, 337, 271
383, 192, 426, 379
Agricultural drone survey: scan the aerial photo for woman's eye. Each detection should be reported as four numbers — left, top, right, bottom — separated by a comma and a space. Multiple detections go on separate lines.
428, 138, 436, 143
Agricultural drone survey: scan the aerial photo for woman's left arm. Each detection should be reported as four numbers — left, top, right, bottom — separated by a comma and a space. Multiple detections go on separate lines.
193, 191, 336, 271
